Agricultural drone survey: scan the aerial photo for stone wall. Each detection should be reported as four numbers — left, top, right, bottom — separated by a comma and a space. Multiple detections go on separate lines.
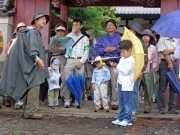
0, 16, 13, 62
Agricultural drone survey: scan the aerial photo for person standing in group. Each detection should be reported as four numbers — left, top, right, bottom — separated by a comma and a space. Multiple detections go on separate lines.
0, 12, 49, 119
95, 19, 121, 110
47, 58, 61, 109
4, 22, 26, 109
84, 30, 97, 100
111, 40, 136, 126
157, 37, 179, 114
63, 18, 89, 108
128, 23, 148, 115
141, 29, 159, 113
91, 56, 111, 112
50, 23, 67, 101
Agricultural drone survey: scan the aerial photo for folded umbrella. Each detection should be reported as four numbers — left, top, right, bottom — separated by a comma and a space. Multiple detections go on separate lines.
46, 37, 74, 51
151, 10, 180, 38
166, 69, 180, 96
73, 74, 83, 107
65, 74, 86, 108
142, 72, 160, 102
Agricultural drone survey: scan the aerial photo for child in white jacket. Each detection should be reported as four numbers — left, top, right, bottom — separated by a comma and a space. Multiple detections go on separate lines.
47, 58, 61, 109
110, 40, 136, 127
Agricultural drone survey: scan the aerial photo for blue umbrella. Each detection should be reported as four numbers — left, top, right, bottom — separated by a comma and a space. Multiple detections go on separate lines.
65, 75, 79, 102
65, 74, 86, 108
73, 75, 83, 107
166, 70, 180, 96
151, 10, 180, 38
74, 74, 86, 107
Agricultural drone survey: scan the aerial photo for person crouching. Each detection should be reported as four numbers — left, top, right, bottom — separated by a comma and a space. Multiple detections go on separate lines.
47, 58, 61, 109
111, 40, 136, 126
91, 56, 111, 112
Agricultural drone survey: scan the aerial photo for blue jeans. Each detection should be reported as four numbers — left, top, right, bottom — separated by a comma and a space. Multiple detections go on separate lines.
117, 84, 132, 123
132, 78, 142, 113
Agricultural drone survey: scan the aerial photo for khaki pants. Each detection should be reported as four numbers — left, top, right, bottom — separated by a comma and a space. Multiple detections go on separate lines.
63, 59, 84, 102
94, 84, 109, 110
144, 90, 152, 112
23, 85, 40, 116
106, 66, 118, 106
51, 55, 67, 98
48, 89, 59, 106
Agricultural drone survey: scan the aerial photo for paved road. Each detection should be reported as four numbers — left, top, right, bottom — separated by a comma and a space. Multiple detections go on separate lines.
0, 112, 130, 135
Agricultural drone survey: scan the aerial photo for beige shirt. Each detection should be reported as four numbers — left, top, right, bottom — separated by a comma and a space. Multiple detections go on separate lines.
157, 37, 178, 61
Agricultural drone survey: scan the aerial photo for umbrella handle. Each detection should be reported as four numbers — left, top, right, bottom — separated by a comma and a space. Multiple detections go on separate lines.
100, 58, 110, 65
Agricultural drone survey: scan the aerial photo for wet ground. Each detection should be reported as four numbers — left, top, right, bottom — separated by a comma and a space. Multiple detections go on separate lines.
1, 112, 180, 135
0, 112, 130, 135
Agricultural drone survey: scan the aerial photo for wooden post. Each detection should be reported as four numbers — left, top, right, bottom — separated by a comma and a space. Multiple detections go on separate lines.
60, 3, 68, 33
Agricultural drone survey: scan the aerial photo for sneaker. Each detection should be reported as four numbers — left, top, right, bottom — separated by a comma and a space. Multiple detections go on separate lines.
132, 112, 136, 116
55, 105, 61, 109
105, 109, 109, 113
159, 109, 165, 114
119, 120, 132, 126
76, 105, 80, 108
144, 110, 150, 114
94, 109, 98, 112
64, 102, 70, 108
49, 106, 55, 109
112, 119, 121, 125
168, 109, 179, 114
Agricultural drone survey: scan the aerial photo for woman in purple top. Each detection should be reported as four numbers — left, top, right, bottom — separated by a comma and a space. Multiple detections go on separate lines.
95, 19, 121, 110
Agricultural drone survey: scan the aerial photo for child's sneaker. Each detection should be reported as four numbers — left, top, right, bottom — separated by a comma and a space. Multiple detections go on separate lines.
112, 119, 121, 125
119, 120, 132, 126
55, 105, 61, 109
105, 109, 109, 113
94, 109, 98, 112
49, 106, 55, 109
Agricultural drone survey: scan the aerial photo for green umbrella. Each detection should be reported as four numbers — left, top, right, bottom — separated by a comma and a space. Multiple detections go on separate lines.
142, 72, 160, 102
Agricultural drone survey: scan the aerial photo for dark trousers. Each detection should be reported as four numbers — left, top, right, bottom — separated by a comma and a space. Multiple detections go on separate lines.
158, 61, 179, 110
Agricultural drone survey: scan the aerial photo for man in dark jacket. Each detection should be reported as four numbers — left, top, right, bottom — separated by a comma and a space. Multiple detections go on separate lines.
128, 23, 148, 115
0, 12, 49, 119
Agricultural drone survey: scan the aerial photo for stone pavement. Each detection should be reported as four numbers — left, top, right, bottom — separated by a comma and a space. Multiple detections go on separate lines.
1, 102, 180, 135
1, 102, 180, 120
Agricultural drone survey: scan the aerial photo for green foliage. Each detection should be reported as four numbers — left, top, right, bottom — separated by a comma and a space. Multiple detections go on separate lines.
68, 7, 120, 38
51, 6, 120, 38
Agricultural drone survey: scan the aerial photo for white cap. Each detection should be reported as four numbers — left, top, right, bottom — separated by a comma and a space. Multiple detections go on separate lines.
56, 26, 66, 31
94, 56, 101, 63
16, 22, 26, 29
52, 59, 60, 70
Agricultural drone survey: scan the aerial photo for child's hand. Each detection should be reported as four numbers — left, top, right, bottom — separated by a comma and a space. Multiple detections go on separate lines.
49, 66, 53, 72
110, 61, 117, 68
92, 84, 95, 90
